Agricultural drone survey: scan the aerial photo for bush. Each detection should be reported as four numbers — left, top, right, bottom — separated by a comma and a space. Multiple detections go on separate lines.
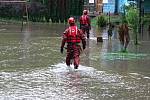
126, 7, 139, 27
97, 15, 107, 27
126, 7, 139, 44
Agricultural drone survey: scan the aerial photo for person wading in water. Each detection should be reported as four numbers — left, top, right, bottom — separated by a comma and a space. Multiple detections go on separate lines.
79, 10, 91, 39
118, 20, 130, 52
107, 23, 115, 40
60, 17, 86, 69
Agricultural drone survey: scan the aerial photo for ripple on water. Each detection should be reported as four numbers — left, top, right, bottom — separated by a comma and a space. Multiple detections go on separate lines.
0, 63, 150, 99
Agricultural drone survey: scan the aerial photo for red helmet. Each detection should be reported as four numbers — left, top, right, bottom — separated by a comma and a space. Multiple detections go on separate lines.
83, 10, 88, 15
68, 17, 75, 24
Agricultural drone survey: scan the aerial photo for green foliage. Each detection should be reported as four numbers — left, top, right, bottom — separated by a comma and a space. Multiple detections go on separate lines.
97, 15, 107, 27
126, 7, 139, 44
120, 15, 128, 24
0, 0, 84, 23
126, 7, 139, 28
91, 18, 97, 27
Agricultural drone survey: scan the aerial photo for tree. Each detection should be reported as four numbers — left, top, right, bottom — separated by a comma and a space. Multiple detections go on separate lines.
126, 7, 139, 45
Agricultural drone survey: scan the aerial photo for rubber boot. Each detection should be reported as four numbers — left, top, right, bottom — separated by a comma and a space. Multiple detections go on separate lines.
74, 65, 78, 69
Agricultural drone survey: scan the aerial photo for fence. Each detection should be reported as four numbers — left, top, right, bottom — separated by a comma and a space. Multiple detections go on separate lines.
0, 0, 84, 23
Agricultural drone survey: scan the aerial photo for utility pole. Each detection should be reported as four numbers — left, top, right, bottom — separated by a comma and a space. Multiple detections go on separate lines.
138, 0, 144, 38
114, 0, 118, 14
25, 0, 29, 22
108, 11, 110, 24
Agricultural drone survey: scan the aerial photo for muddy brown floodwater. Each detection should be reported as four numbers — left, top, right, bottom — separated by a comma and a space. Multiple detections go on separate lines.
0, 23, 150, 100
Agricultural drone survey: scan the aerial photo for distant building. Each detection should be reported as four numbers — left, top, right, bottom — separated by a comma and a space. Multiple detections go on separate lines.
103, 0, 127, 14
83, 0, 150, 15
83, 0, 95, 12
103, 0, 115, 13
95, 0, 103, 14
83, 0, 103, 14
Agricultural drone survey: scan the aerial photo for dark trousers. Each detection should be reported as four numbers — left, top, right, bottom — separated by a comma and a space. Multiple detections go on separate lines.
66, 44, 81, 67
80, 24, 90, 38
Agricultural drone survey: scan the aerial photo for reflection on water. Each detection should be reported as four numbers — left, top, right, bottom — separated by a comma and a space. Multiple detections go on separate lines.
22, 24, 31, 66
102, 52, 149, 60
0, 23, 150, 99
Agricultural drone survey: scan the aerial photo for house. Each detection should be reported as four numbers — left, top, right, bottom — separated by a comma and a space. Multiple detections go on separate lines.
95, 0, 103, 14
83, 0, 95, 12
83, 0, 150, 15
103, 0, 115, 13
102, 0, 127, 14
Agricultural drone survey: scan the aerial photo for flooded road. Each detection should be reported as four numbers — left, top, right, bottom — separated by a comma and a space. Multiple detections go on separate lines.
0, 23, 150, 100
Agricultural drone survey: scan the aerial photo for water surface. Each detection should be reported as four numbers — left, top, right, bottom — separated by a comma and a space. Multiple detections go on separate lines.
0, 23, 150, 100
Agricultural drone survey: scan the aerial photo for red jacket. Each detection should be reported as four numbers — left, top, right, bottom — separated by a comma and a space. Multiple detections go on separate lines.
80, 15, 91, 25
61, 25, 86, 48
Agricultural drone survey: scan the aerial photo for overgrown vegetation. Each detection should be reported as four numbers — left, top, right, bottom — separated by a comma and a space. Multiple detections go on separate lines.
0, 0, 84, 23
125, 5, 139, 45
97, 15, 107, 27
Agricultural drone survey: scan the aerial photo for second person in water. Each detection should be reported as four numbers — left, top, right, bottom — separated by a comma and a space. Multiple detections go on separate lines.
79, 10, 91, 39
